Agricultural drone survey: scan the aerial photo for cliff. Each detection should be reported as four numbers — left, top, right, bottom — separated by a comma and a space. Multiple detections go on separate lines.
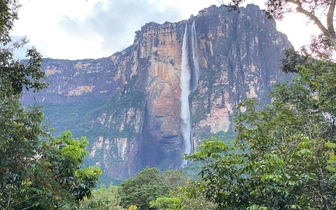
21, 4, 292, 179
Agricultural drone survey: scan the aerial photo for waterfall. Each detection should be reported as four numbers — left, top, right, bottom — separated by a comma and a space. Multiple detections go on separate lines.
180, 23, 191, 167
180, 21, 199, 167
190, 21, 200, 92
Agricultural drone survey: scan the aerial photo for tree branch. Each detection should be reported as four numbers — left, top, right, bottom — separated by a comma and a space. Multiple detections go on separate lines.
7, 185, 12, 208
10, 194, 43, 209
287, 0, 334, 40
52, 174, 64, 180
327, 0, 336, 37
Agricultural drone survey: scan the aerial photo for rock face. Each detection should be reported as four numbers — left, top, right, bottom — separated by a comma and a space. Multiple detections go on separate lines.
22, 4, 292, 179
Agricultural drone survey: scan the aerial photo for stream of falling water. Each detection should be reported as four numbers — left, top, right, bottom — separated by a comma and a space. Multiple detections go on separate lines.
180, 23, 191, 167
191, 21, 200, 92
180, 21, 199, 167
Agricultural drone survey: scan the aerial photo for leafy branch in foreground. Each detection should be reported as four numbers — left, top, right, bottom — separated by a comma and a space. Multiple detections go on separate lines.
188, 57, 336, 209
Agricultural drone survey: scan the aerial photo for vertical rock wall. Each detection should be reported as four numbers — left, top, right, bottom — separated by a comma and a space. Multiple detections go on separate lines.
22, 4, 292, 179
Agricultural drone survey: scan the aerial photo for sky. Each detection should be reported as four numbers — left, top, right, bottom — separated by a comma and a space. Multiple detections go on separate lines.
11, 0, 319, 60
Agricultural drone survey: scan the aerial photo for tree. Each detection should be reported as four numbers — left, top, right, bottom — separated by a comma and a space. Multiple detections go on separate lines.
187, 58, 336, 209
0, 0, 49, 208
225, 0, 336, 57
120, 168, 215, 210
0, 1, 101, 209
33, 131, 102, 209
79, 183, 125, 210
0, 99, 47, 209
0, 0, 47, 97
150, 179, 217, 210
119, 168, 171, 210
149, 197, 176, 210
1, 130, 102, 209
161, 170, 187, 191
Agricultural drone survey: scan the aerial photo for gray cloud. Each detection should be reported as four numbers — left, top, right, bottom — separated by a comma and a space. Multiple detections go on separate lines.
59, 0, 183, 55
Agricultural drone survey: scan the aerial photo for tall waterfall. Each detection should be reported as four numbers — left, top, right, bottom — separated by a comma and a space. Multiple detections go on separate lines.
180, 21, 199, 167
190, 21, 200, 92
180, 24, 191, 167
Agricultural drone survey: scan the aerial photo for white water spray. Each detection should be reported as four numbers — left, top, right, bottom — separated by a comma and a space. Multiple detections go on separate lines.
180, 21, 199, 167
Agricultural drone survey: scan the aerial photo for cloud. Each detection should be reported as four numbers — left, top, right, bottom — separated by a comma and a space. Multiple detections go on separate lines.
14, 0, 316, 59
12, 0, 219, 59
59, 0, 183, 56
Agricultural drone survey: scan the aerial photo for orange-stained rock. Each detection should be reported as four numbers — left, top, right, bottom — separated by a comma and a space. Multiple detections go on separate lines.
21, 4, 292, 179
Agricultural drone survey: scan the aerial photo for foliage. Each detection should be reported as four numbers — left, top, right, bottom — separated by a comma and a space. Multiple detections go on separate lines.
0, 1, 49, 209
0, 95, 102, 208
161, 170, 187, 191
172, 179, 217, 210
119, 168, 216, 210
149, 197, 176, 210
119, 168, 187, 210
189, 2, 336, 207
35, 131, 102, 208
0, 1, 101, 209
150, 179, 217, 210
0, 98, 46, 209
79, 183, 125, 210
128, 205, 138, 210
119, 168, 169, 210
187, 57, 336, 209
0, 0, 47, 98
1, 131, 102, 209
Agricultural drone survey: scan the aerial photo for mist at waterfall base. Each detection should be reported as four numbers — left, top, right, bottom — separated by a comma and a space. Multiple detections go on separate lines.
180, 21, 200, 167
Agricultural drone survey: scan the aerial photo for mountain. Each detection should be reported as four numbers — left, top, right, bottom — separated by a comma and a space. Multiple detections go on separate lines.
21, 4, 292, 179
